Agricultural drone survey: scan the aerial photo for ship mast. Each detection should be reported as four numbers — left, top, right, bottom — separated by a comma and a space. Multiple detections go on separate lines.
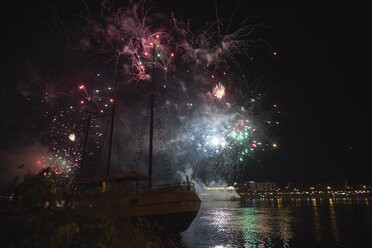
100, 45, 155, 183
106, 55, 121, 176
80, 72, 97, 179
148, 44, 156, 188
80, 110, 91, 178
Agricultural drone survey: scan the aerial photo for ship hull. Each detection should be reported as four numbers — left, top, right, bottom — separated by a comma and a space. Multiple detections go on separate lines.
134, 210, 199, 233
72, 185, 201, 233
128, 189, 201, 232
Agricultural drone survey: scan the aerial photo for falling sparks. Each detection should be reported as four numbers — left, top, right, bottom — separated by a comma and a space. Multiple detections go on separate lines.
40, 154, 75, 176
13, 0, 280, 184
77, 82, 115, 113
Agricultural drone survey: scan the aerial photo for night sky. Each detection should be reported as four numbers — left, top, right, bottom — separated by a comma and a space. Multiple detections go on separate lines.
0, 0, 371, 186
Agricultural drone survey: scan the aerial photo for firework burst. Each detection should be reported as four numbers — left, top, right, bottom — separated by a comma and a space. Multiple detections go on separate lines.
26, 0, 279, 184
212, 83, 225, 99
44, 107, 85, 177
77, 82, 114, 114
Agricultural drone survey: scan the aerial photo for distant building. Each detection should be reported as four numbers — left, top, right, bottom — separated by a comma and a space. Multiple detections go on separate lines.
246, 181, 277, 192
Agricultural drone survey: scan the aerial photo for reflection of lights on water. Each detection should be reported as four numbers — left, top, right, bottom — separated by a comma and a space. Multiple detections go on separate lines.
328, 198, 340, 243
211, 209, 230, 230
242, 208, 258, 245
68, 133, 76, 141
197, 203, 297, 248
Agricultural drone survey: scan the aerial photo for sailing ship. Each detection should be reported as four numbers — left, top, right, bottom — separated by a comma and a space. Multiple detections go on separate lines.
70, 50, 201, 233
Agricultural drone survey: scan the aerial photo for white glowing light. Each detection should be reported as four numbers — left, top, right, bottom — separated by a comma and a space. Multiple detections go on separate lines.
212, 136, 220, 146
68, 134, 76, 142
210, 136, 226, 147
212, 83, 225, 99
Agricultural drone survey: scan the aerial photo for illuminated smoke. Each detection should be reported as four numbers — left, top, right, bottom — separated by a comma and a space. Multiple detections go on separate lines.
11, 1, 279, 184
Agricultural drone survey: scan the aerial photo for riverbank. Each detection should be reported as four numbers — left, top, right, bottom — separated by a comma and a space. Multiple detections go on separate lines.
238, 192, 372, 199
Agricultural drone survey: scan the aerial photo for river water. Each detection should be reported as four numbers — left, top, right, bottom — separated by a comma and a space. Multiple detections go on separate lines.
181, 198, 372, 248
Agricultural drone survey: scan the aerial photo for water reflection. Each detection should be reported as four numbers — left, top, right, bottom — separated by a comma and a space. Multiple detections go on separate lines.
241, 208, 260, 247
312, 198, 322, 243
278, 209, 293, 247
277, 198, 282, 208
182, 198, 372, 248
328, 199, 340, 245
